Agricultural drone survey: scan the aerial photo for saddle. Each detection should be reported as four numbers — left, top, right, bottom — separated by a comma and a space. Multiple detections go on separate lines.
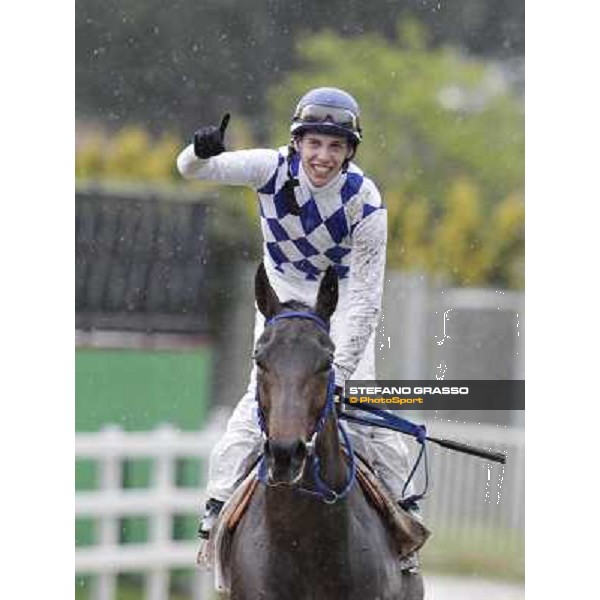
199, 455, 430, 592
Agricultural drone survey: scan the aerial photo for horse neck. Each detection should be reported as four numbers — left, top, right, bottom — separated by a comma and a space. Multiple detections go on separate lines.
314, 409, 349, 490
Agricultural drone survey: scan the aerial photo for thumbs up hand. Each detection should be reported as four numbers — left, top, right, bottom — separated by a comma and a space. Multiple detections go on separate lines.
193, 113, 230, 159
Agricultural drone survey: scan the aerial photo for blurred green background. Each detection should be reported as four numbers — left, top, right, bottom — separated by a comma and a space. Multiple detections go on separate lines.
76, 348, 211, 432
77, 3, 524, 290
76, 2, 524, 597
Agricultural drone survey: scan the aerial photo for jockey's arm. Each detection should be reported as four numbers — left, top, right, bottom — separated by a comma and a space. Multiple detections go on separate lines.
176, 145, 279, 190
333, 196, 387, 388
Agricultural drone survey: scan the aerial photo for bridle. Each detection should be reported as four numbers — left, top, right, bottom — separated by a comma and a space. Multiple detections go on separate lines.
255, 310, 356, 504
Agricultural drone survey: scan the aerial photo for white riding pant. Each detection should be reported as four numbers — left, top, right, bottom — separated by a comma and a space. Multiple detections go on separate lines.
206, 275, 415, 503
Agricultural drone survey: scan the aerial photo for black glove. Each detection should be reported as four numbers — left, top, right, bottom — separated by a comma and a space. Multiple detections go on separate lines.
193, 113, 230, 159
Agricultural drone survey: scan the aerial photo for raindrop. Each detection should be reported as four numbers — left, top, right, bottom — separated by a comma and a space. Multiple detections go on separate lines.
484, 464, 491, 502
497, 466, 505, 504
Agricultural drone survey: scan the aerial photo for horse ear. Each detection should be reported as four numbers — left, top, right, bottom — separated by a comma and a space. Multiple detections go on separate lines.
255, 262, 281, 318
315, 267, 338, 320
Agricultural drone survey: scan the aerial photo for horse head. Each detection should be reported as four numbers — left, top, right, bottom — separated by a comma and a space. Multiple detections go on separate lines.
254, 262, 338, 486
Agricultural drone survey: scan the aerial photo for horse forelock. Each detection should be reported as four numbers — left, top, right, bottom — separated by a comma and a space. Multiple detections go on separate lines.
279, 299, 311, 312
255, 301, 334, 358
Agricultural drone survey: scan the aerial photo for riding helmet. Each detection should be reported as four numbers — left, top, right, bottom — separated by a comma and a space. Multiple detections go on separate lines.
290, 87, 362, 146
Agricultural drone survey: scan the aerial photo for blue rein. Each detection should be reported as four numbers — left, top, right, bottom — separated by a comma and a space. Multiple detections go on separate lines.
255, 311, 356, 504
255, 309, 429, 507
337, 403, 429, 507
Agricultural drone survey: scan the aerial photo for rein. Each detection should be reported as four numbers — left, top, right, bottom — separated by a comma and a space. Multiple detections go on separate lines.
254, 312, 506, 510
336, 405, 429, 507
255, 311, 356, 504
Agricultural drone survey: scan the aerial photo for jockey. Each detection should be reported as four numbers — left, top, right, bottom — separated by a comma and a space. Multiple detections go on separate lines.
177, 87, 421, 570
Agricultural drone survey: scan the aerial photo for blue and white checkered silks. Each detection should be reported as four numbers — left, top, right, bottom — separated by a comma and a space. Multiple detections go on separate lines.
256, 150, 383, 281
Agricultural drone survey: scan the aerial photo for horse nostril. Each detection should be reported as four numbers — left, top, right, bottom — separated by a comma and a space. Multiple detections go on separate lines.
265, 439, 307, 485
269, 439, 307, 469
293, 440, 307, 464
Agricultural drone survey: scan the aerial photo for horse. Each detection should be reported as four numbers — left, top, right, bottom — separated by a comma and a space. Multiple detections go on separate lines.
227, 263, 425, 600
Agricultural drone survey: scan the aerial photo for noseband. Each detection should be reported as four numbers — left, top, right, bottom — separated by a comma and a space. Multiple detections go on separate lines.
255, 311, 356, 504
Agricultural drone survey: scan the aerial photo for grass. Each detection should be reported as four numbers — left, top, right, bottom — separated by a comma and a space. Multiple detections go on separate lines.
75, 573, 208, 600
421, 525, 524, 582
76, 525, 524, 599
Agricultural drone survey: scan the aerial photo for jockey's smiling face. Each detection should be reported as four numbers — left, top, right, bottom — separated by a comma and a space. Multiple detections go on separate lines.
295, 132, 354, 188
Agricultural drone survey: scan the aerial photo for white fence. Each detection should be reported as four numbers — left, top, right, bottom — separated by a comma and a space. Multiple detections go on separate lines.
75, 416, 228, 600
417, 419, 524, 551
76, 416, 524, 599
214, 266, 525, 410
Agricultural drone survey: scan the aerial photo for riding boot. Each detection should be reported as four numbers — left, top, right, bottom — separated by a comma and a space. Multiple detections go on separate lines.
398, 498, 423, 522
198, 498, 225, 540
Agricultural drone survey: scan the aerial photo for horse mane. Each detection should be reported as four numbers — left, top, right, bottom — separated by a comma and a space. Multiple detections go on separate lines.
279, 299, 312, 312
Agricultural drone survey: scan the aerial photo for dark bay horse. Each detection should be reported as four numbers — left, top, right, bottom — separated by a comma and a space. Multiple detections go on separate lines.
228, 263, 424, 600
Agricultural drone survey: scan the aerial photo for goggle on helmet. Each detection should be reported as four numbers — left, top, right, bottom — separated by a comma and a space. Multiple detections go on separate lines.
290, 87, 362, 145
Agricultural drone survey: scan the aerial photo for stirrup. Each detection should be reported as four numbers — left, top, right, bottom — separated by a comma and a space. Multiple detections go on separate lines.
399, 551, 421, 573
